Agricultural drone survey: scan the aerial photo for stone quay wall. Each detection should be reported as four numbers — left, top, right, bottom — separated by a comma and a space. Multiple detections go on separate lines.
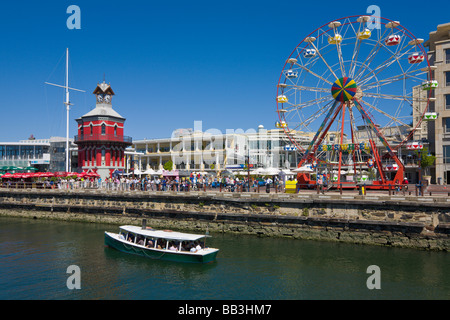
0, 188, 449, 251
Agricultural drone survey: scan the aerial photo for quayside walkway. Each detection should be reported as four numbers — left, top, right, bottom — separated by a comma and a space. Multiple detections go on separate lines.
1, 179, 450, 199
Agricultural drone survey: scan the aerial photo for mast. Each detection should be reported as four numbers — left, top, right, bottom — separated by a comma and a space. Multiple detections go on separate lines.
45, 48, 85, 173
65, 48, 70, 172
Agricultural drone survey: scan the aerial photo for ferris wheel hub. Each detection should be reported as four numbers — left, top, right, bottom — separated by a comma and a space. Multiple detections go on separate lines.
331, 77, 358, 102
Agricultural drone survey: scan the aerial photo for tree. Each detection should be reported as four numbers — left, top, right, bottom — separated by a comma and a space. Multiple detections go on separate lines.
416, 147, 436, 176
163, 160, 173, 171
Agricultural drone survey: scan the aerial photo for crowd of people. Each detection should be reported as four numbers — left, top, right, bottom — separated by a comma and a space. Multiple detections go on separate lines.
32, 173, 284, 192
95, 173, 283, 192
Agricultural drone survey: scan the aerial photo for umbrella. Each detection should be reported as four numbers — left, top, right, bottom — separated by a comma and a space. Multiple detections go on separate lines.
152, 169, 163, 175
55, 172, 68, 177
292, 166, 313, 173
142, 168, 156, 175
87, 172, 100, 177
260, 167, 280, 175
1, 173, 13, 178
280, 169, 295, 175
24, 166, 38, 172
249, 168, 265, 175
12, 173, 24, 178
37, 172, 54, 177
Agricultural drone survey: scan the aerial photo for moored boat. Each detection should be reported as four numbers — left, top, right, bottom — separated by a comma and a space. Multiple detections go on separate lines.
104, 224, 219, 263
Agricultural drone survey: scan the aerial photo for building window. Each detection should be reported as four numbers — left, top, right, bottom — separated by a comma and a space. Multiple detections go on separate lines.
444, 145, 450, 164
114, 125, 117, 136
445, 117, 450, 133
446, 71, 450, 86
446, 94, 450, 110
101, 124, 106, 135
446, 49, 450, 64
90, 124, 93, 136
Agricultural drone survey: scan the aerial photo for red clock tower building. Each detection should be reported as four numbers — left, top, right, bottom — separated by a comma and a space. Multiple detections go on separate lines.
74, 81, 132, 179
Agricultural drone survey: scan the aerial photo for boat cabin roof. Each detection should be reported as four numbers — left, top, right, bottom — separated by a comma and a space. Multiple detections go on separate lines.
120, 225, 207, 241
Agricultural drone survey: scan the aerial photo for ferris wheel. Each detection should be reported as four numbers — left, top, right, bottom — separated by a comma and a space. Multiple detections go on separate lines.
275, 15, 436, 188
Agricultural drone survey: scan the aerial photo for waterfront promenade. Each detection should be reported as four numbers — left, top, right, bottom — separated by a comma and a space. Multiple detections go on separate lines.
0, 179, 449, 251
2, 176, 450, 198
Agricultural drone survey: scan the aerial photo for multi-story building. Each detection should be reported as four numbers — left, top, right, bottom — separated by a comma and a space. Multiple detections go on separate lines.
424, 22, 450, 184
0, 136, 77, 172
130, 123, 310, 174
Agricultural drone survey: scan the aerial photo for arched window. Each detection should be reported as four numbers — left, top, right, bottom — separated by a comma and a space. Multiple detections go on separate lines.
90, 124, 93, 136
114, 125, 117, 136
101, 124, 106, 135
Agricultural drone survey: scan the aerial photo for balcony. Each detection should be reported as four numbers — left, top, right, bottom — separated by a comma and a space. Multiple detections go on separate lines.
74, 134, 132, 144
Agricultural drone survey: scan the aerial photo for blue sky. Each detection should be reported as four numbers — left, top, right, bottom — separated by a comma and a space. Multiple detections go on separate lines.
0, 0, 449, 142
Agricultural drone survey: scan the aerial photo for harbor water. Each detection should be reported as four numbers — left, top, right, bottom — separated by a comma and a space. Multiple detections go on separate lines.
0, 216, 449, 300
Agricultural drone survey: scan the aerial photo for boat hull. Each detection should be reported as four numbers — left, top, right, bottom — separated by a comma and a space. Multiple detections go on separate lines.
104, 232, 218, 263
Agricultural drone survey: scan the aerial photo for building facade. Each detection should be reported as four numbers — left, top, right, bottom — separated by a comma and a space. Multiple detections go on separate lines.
0, 136, 77, 172
424, 22, 450, 184
74, 82, 132, 179
130, 124, 313, 174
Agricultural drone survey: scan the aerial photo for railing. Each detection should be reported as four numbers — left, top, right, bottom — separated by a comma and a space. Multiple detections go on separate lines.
74, 134, 132, 144
1, 180, 449, 197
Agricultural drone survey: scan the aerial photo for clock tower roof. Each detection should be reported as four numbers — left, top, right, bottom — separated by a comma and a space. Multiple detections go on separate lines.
93, 81, 115, 95
77, 81, 125, 121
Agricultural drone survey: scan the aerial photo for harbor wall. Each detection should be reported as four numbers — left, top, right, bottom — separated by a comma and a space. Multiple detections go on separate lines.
0, 189, 449, 251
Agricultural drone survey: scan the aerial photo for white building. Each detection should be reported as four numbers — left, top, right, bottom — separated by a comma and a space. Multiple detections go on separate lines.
129, 124, 309, 174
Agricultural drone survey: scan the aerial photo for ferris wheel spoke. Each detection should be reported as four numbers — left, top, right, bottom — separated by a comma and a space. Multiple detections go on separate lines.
349, 39, 363, 79
293, 62, 334, 85
355, 29, 404, 80
357, 98, 411, 128
360, 67, 428, 91
284, 95, 334, 112
361, 92, 415, 102
301, 100, 343, 162
355, 42, 415, 86
353, 99, 397, 157
351, 26, 390, 80
307, 42, 340, 80
332, 24, 348, 78
349, 16, 372, 79
284, 84, 330, 94
293, 99, 337, 131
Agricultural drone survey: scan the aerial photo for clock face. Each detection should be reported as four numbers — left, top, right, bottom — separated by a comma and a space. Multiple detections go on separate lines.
104, 95, 111, 103
97, 94, 104, 102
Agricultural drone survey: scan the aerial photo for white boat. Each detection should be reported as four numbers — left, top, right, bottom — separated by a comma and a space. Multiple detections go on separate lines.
104, 224, 219, 263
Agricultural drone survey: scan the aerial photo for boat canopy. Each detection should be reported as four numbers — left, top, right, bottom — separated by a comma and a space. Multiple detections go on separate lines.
120, 225, 206, 241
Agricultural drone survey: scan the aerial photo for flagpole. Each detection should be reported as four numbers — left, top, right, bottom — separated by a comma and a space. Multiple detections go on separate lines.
45, 48, 85, 173
65, 48, 70, 172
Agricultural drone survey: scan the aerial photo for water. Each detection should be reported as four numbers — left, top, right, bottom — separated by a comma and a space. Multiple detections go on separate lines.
0, 216, 449, 300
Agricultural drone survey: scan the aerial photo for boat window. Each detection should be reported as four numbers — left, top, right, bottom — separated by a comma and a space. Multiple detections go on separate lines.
136, 235, 145, 246
145, 237, 156, 248
168, 241, 178, 251
127, 233, 135, 243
